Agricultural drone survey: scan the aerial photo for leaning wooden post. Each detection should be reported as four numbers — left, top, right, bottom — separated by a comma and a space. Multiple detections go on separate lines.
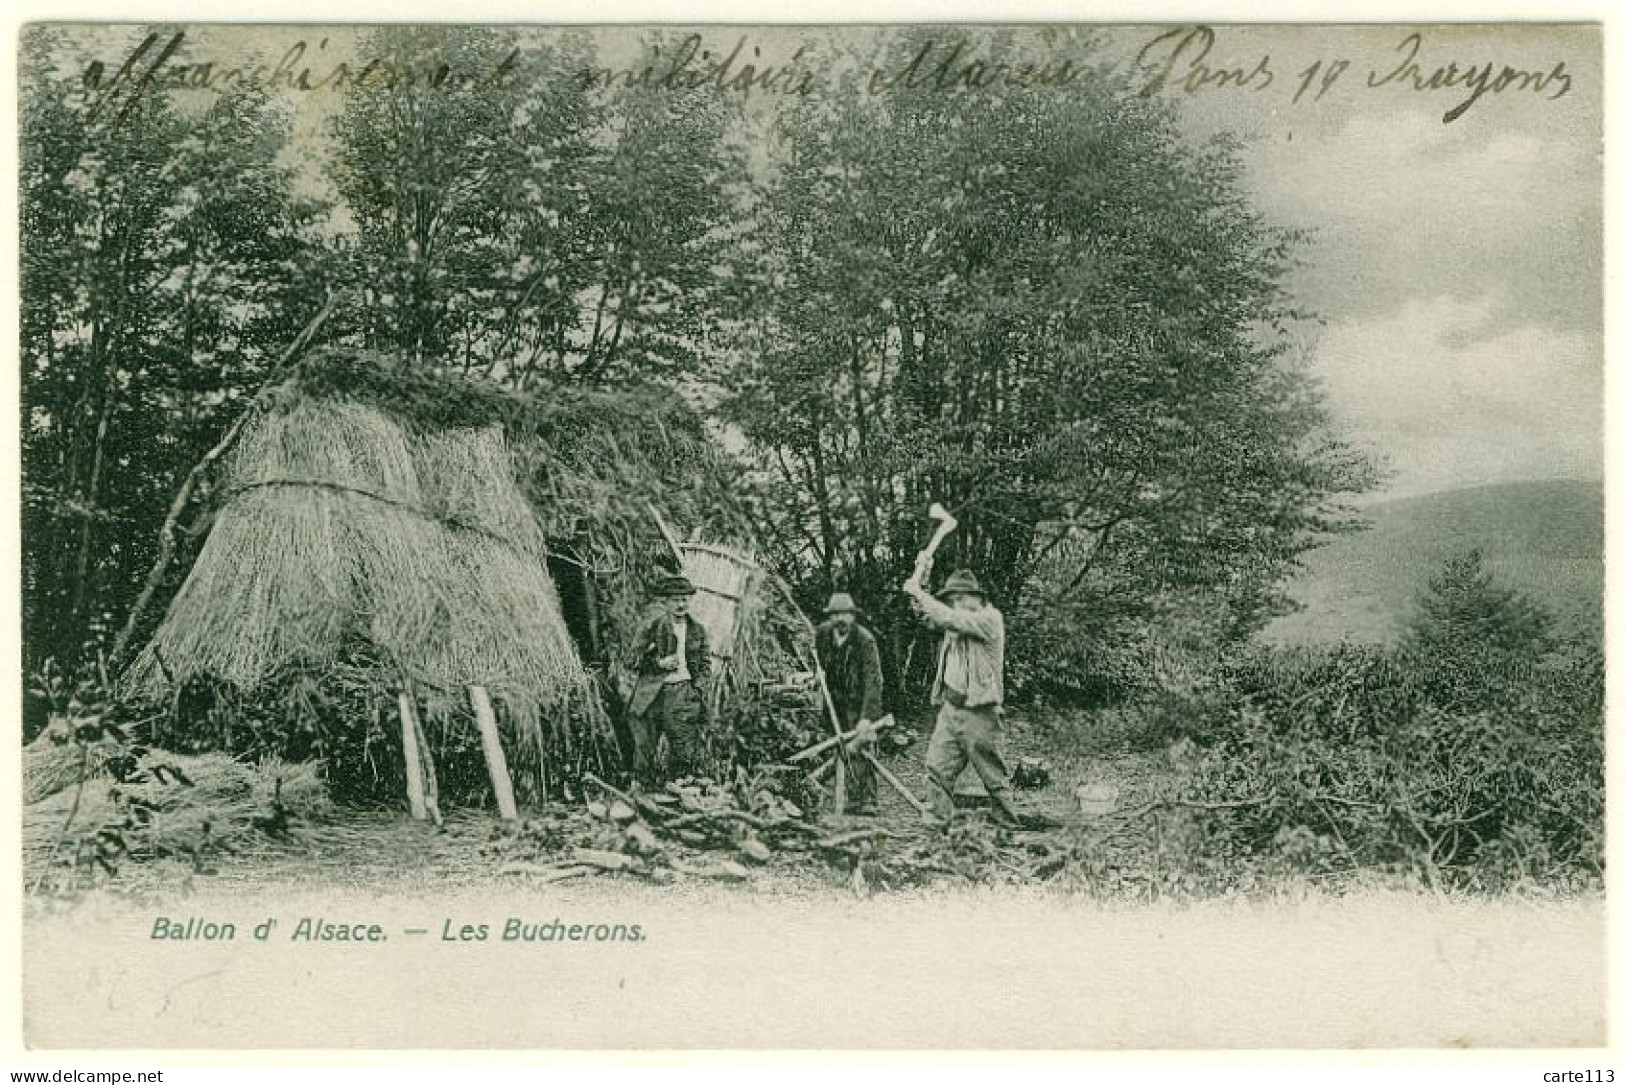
109, 290, 344, 671
811, 657, 853, 816
411, 697, 443, 827
398, 691, 428, 822
862, 751, 933, 817
469, 685, 519, 822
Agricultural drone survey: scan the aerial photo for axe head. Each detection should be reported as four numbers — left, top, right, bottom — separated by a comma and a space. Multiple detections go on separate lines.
927, 502, 956, 529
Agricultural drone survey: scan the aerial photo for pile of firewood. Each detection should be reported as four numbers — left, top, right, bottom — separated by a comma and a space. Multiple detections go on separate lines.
481, 755, 1093, 890
484, 769, 836, 884
807, 816, 1079, 892
481, 764, 1065, 889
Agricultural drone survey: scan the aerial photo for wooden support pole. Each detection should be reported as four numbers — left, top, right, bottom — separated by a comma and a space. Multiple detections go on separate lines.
646, 502, 687, 567
863, 751, 933, 818
470, 685, 519, 822
398, 691, 427, 821
414, 706, 443, 828
812, 664, 852, 816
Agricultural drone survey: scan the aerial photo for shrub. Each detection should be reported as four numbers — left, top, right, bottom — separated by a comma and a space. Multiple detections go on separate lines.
1172, 553, 1602, 891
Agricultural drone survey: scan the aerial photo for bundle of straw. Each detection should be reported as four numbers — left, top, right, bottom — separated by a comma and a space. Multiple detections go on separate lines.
24, 751, 330, 869
410, 426, 608, 749
23, 732, 115, 805
124, 398, 448, 697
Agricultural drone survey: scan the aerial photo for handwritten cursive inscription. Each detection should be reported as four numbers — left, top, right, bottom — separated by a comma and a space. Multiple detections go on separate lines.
1133, 26, 1573, 123
1367, 31, 1571, 123
73, 26, 1580, 128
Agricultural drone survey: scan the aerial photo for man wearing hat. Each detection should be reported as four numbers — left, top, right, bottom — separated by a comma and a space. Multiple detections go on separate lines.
904, 568, 1024, 828
814, 592, 886, 815
625, 572, 712, 785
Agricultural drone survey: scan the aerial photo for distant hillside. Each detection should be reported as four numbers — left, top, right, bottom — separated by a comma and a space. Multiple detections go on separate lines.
1263, 479, 1603, 646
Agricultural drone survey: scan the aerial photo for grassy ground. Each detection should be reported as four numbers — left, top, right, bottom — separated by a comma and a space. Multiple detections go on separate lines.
21, 703, 1593, 902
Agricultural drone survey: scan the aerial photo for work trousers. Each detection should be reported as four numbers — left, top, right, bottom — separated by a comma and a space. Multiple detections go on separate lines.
923, 701, 1017, 820
631, 680, 706, 784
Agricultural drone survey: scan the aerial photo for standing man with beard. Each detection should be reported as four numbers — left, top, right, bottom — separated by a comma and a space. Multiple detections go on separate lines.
814, 592, 886, 815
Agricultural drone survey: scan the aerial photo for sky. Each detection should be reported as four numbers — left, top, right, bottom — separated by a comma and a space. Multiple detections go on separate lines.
1115, 24, 1602, 500
38, 23, 1604, 502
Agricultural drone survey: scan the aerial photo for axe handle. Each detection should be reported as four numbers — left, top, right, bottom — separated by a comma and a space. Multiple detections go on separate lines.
910, 516, 957, 587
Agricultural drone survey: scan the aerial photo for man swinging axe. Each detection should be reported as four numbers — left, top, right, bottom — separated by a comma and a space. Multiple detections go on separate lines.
903, 506, 1054, 830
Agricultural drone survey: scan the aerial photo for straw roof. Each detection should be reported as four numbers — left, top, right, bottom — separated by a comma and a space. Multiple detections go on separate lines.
285, 349, 761, 647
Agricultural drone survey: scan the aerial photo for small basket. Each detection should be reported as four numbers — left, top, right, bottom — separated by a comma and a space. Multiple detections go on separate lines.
1074, 782, 1120, 819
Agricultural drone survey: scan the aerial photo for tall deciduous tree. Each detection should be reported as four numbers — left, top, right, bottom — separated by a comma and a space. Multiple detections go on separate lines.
726, 30, 1373, 698
329, 27, 746, 385
20, 27, 329, 670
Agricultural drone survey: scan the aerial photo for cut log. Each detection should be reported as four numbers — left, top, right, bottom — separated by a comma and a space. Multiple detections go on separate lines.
664, 808, 768, 832
573, 848, 635, 871
583, 772, 643, 814
470, 684, 519, 822
788, 714, 896, 763
816, 828, 886, 849
398, 692, 427, 821
671, 857, 750, 881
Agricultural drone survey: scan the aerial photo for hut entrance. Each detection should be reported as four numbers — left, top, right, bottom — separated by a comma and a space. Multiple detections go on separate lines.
547, 544, 602, 666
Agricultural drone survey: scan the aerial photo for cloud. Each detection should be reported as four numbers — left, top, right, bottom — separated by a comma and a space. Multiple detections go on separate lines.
1311, 294, 1601, 498
1251, 106, 1601, 336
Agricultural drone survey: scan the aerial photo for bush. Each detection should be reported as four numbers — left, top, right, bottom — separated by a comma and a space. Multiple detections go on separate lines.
1171, 553, 1602, 892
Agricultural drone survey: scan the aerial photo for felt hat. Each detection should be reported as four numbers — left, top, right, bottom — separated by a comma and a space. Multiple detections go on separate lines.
940, 569, 985, 598
824, 592, 859, 615
652, 573, 697, 598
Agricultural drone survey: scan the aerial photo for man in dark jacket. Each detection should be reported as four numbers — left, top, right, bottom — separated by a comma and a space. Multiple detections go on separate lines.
625, 573, 712, 785
814, 592, 885, 815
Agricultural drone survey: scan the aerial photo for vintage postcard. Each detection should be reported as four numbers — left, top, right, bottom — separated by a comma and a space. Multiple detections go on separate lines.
12, 19, 1606, 1052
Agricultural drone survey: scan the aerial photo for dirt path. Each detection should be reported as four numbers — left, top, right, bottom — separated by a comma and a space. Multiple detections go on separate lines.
867, 707, 1164, 819
166, 707, 1151, 896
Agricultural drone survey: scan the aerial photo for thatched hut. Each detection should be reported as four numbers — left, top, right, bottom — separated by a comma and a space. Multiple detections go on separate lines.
123, 349, 817, 808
